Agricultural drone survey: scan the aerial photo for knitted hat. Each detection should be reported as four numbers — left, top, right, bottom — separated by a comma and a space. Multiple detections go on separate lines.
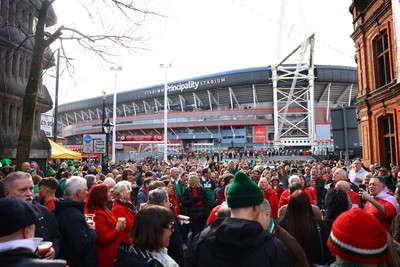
227, 171, 264, 208
0, 158, 12, 170
327, 208, 390, 264
0, 197, 41, 237
46, 166, 56, 177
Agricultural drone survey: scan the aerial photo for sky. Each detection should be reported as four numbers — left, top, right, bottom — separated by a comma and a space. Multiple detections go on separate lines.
43, 0, 357, 106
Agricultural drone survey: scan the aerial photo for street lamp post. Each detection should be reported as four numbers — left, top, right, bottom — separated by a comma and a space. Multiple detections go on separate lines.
101, 91, 107, 133
101, 91, 107, 164
53, 49, 60, 142
160, 63, 173, 163
102, 118, 114, 164
110, 66, 122, 163
53, 49, 73, 142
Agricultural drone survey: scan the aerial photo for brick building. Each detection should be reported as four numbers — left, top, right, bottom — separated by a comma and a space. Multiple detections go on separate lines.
350, 0, 400, 167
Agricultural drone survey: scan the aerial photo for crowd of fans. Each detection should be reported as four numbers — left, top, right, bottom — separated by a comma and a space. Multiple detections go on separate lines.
0, 155, 400, 266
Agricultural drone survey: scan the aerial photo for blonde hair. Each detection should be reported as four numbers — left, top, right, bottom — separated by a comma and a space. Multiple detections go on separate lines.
188, 172, 202, 188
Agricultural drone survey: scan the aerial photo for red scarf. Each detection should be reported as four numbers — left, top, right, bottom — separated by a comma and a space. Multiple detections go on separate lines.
192, 187, 201, 207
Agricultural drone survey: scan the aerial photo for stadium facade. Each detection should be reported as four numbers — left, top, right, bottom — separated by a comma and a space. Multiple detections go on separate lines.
57, 64, 358, 161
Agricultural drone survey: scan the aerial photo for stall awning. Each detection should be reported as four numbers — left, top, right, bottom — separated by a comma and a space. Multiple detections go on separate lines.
48, 139, 82, 160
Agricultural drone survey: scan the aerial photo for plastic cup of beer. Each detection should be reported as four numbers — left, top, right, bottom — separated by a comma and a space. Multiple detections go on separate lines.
37, 241, 52, 257
85, 214, 95, 226
117, 217, 126, 224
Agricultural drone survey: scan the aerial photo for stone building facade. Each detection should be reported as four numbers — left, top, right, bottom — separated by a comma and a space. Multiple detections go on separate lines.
350, 0, 400, 167
0, 0, 56, 159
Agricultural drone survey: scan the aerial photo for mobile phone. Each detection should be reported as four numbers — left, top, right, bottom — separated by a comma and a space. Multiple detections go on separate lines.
359, 184, 366, 190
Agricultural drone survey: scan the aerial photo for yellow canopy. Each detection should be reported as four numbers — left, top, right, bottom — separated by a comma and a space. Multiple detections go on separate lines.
48, 139, 82, 160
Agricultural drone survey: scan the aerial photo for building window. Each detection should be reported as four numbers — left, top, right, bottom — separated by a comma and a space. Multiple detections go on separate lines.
374, 32, 392, 88
378, 115, 396, 167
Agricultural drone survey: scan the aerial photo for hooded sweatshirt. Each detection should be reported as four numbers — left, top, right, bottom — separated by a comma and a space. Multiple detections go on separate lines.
187, 217, 288, 267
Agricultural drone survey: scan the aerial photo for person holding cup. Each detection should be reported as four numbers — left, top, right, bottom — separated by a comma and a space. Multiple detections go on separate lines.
112, 181, 135, 244
86, 183, 126, 267
3, 171, 61, 259
54, 176, 98, 267
0, 197, 66, 266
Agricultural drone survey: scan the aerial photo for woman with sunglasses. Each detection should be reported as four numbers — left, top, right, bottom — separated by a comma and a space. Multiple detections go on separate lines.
114, 205, 178, 267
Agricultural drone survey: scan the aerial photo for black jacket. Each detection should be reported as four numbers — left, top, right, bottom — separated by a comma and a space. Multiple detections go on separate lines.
53, 198, 98, 267
181, 186, 208, 220
187, 218, 289, 267
168, 216, 185, 267
32, 201, 61, 257
0, 247, 66, 267
113, 244, 163, 267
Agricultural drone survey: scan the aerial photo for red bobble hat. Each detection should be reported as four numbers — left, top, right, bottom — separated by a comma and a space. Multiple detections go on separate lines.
327, 208, 390, 264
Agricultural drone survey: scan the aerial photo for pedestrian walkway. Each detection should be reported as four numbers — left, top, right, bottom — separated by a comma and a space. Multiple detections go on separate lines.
263, 155, 316, 162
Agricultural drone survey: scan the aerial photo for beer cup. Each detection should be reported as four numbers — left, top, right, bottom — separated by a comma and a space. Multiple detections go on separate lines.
85, 214, 95, 226
117, 217, 126, 224
37, 241, 52, 257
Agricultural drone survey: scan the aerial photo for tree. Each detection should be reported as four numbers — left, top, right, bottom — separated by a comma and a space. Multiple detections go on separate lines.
14, 0, 164, 169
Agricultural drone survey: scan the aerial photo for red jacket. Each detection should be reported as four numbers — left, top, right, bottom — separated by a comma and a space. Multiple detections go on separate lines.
206, 204, 222, 226
263, 189, 279, 219
273, 186, 285, 200
169, 192, 180, 217
278, 190, 290, 209
92, 207, 120, 267
347, 190, 362, 209
112, 200, 135, 244
215, 188, 226, 205
304, 187, 317, 205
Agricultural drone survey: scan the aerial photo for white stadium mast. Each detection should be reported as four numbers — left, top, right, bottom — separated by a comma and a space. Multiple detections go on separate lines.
272, 0, 316, 151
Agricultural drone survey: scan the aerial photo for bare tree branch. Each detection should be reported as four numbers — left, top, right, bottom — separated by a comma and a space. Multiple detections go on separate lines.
44, 25, 64, 47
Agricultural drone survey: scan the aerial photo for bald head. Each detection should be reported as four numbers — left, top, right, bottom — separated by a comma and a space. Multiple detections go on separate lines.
335, 180, 350, 193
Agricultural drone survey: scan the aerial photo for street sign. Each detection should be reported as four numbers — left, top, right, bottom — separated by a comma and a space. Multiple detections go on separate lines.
82, 134, 106, 154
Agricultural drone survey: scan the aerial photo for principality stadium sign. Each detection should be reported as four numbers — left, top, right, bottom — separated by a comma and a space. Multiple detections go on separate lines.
144, 77, 226, 96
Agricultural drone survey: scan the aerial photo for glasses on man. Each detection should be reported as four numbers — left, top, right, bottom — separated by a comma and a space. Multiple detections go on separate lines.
165, 221, 175, 230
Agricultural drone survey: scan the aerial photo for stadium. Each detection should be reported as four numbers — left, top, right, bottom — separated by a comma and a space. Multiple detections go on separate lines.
57, 62, 358, 162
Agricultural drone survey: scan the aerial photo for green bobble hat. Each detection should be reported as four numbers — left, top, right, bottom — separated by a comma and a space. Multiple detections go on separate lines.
0, 158, 12, 170
227, 171, 264, 208
46, 166, 56, 177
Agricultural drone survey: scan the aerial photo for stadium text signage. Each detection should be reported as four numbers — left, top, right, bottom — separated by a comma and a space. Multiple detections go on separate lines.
144, 77, 226, 96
